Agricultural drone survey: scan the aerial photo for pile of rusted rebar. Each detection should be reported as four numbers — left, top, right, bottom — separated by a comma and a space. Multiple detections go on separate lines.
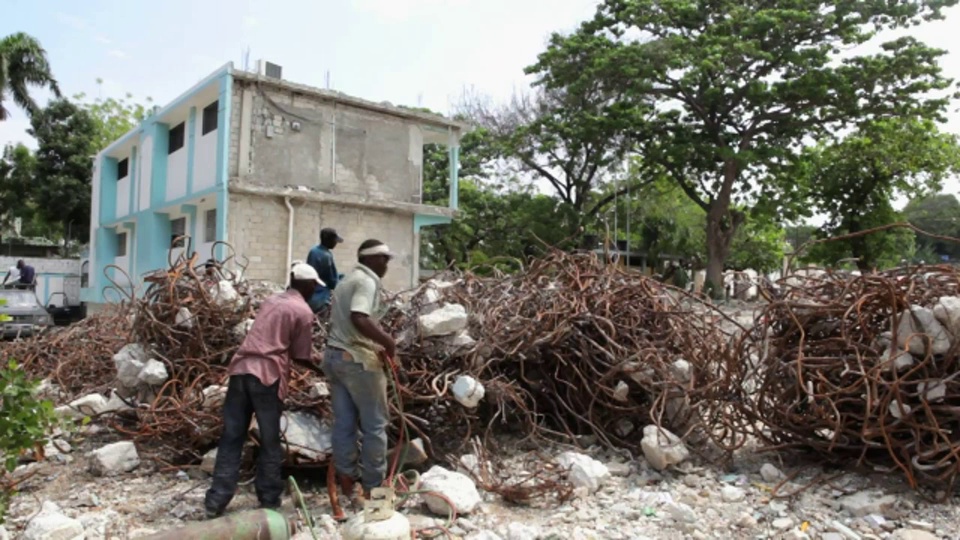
735, 265, 960, 491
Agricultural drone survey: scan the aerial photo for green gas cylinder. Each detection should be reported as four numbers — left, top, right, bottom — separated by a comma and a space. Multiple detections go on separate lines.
138, 509, 295, 540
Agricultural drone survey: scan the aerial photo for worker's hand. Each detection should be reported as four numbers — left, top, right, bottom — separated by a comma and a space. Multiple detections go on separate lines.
382, 336, 397, 360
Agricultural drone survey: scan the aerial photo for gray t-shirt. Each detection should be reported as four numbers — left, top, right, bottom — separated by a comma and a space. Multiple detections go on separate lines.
327, 264, 384, 371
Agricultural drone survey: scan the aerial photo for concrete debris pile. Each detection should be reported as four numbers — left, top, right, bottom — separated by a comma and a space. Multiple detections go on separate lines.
736, 265, 960, 491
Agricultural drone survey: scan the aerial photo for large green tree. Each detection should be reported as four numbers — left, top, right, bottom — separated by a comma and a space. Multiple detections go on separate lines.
796, 119, 960, 271
460, 84, 646, 233
903, 193, 960, 262
0, 33, 60, 120
529, 0, 958, 294
28, 99, 99, 243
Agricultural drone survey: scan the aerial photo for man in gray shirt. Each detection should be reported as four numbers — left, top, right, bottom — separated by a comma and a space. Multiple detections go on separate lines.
323, 239, 397, 507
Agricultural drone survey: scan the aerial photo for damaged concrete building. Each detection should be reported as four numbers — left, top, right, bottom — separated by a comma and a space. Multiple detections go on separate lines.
82, 60, 465, 307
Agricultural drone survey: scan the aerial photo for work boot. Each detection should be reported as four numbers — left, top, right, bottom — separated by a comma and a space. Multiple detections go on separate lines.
338, 474, 366, 509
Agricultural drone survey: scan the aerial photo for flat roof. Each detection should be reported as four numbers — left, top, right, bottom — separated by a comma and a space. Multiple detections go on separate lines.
231, 69, 471, 132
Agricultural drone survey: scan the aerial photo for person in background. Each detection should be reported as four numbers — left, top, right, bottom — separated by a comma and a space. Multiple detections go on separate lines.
202, 259, 219, 286
203, 263, 325, 518
15, 260, 35, 290
306, 228, 344, 313
323, 239, 396, 506
1, 264, 20, 288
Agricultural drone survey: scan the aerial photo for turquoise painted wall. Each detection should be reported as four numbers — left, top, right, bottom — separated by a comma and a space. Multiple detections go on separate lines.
83, 64, 233, 304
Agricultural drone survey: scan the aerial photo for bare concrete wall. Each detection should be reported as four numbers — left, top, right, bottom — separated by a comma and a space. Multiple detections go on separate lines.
229, 81, 424, 205
227, 193, 415, 292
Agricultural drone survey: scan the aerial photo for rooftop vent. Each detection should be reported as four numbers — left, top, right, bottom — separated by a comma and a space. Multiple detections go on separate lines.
257, 59, 283, 80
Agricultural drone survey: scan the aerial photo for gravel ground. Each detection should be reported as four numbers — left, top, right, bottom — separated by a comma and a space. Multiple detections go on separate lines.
2, 431, 958, 540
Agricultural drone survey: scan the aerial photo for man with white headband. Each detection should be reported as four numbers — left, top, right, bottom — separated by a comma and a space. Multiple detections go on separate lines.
323, 238, 397, 507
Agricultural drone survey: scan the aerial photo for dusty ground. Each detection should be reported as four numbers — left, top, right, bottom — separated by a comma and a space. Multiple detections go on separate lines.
3, 427, 958, 540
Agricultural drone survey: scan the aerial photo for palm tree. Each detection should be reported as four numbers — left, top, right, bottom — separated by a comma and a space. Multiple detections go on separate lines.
0, 32, 61, 121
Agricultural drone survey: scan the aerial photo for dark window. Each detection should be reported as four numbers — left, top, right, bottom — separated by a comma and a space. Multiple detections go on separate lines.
117, 158, 129, 180
204, 209, 217, 243
117, 232, 128, 257
168, 122, 185, 154
202, 101, 218, 136
170, 217, 187, 248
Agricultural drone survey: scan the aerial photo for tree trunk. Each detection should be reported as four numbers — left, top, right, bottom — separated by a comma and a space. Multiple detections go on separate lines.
704, 203, 743, 299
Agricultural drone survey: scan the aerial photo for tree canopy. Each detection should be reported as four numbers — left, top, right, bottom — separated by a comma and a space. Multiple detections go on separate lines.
0, 32, 60, 120
528, 0, 959, 293
904, 193, 960, 262
793, 119, 960, 271
27, 99, 99, 242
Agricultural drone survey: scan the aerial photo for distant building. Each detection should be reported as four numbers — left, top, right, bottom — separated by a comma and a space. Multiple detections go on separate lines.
82, 61, 465, 306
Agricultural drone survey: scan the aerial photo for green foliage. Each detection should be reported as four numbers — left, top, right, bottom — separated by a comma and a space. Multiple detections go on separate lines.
528, 0, 959, 291
903, 193, 960, 262
727, 218, 788, 274
0, 355, 58, 524
74, 85, 154, 151
0, 32, 60, 121
461, 85, 642, 224
27, 99, 99, 243
793, 119, 960, 270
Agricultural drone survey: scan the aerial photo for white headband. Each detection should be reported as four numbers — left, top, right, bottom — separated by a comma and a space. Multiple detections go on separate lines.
359, 244, 392, 257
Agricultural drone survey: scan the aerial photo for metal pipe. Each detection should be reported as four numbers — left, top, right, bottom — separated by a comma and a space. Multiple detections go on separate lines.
138, 509, 294, 540
284, 196, 295, 284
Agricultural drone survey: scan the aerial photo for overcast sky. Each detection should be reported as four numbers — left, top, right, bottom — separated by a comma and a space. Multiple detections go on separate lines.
3, 0, 960, 213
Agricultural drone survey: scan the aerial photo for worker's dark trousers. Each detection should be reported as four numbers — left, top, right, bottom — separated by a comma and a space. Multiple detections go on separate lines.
204, 374, 284, 514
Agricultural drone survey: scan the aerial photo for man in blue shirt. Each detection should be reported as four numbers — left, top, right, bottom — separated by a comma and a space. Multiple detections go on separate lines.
306, 228, 344, 313
15, 260, 35, 290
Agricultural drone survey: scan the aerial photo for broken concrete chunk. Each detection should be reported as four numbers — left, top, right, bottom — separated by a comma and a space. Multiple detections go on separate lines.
21, 501, 84, 540
419, 303, 468, 337
138, 359, 169, 386
933, 295, 960, 336
233, 319, 255, 339
838, 491, 897, 517
918, 380, 947, 402
114, 343, 149, 388
255, 411, 332, 462
879, 348, 914, 372
452, 375, 485, 408
640, 425, 690, 471
888, 400, 912, 419
175, 307, 194, 328
612, 381, 630, 402
61, 393, 108, 418
89, 441, 141, 476
399, 438, 428, 466
309, 381, 330, 399
452, 330, 477, 348
201, 448, 217, 474
102, 391, 134, 414
212, 280, 242, 307
895, 305, 951, 357
201, 385, 227, 410
420, 465, 482, 515
671, 358, 692, 383
556, 451, 610, 492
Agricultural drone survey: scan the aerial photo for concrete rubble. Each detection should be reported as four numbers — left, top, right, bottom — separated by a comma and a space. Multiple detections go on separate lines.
452, 375, 485, 408
420, 465, 483, 516
640, 425, 690, 471
556, 451, 610, 493
21, 502, 83, 540
250, 411, 333, 462
419, 303, 469, 337
88, 441, 140, 476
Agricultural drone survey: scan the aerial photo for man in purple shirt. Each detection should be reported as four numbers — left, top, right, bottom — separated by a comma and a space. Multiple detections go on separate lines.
203, 263, 324, 518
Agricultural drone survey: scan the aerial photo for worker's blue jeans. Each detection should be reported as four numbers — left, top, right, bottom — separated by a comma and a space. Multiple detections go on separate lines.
322, 347, 389, 492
